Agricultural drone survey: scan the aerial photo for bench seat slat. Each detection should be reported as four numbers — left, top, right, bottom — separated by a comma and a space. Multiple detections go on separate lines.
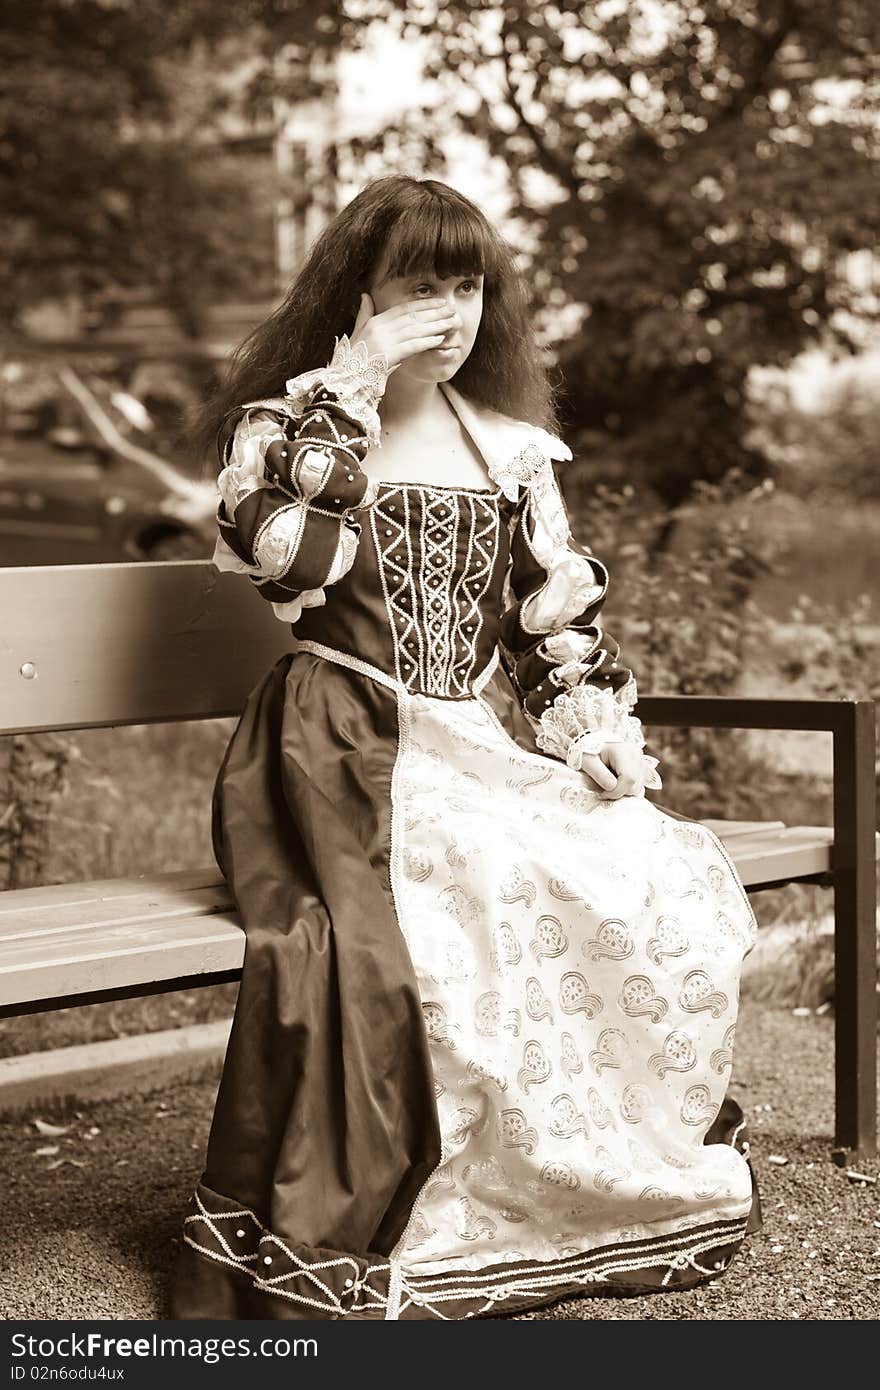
0, 867, 226, 912
0, 883, 234, 942
0, 820, 845, 1012
721, 829, 834, 884
708, 824, 834, 878
701, 819, 788, 838
0, 912, 246, 1011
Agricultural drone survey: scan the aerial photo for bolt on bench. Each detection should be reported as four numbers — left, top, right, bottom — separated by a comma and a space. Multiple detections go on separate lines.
0, 562, 876, 1155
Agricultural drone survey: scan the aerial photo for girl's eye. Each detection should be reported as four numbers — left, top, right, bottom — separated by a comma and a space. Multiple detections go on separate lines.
412, 280, 480, 295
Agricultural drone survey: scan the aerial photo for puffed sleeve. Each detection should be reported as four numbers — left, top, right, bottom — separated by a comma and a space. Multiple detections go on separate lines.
498, 463, 661, 787
211, 335, 392, 623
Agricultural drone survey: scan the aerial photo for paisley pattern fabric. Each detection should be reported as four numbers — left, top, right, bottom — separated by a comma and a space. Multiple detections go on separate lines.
170, 356, 760, 1322
389, 692, 756, 1313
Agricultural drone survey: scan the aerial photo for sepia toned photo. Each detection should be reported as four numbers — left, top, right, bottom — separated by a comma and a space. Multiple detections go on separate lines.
1, 0, 877, 1342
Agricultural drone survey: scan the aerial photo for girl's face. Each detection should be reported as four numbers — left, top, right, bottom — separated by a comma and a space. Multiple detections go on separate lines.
366, 254, 484, 383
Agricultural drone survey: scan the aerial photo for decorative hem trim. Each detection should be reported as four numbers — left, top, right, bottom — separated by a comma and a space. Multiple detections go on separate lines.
182, 1187, 391, 1317
399, 1215, 751, 1318
181, 1181, 751, 1321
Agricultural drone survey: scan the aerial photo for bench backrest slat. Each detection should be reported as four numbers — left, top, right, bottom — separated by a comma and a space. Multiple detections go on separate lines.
0, 561, 294, 734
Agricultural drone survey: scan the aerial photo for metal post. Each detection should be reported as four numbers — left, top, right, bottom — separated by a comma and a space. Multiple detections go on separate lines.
832, 701, 877, 1155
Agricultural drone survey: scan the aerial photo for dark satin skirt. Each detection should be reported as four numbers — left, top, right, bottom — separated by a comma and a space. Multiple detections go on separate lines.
169, 653, 441, 1319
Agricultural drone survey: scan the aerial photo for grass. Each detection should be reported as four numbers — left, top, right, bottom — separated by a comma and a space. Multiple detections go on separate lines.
42, 717, 236, 883
749, 495, 880, 617
670, 491, 880, 618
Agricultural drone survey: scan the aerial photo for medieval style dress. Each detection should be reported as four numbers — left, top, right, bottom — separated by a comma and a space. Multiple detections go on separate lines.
170, 338, 760, 1322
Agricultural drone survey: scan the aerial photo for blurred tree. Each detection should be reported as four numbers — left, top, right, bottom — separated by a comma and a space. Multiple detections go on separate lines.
9, 2, 877, 503
250, 0, 880, 506
0, 0, 276, 336
751, 362, 880, 502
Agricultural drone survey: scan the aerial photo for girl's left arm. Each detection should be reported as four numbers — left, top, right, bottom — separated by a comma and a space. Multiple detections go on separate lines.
498, 465, 661, 788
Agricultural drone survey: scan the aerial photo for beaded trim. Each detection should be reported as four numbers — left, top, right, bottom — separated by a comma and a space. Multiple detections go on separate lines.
292, 638, 500, 701
370, 485, 501, 697
400, 1217, 751, 1317
183, 1189, 390, 1317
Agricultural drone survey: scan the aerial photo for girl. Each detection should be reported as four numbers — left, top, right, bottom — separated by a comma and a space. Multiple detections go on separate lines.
170, 175, 759, 1322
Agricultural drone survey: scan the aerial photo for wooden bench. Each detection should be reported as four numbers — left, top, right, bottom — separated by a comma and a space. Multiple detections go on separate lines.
0, 561, 876, 1155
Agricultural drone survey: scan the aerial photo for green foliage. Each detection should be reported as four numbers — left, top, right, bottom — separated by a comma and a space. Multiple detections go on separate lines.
776, 593, 879, 701
9, 3, 879, 504
564, 461, 878, 828
572, 472, 778, 691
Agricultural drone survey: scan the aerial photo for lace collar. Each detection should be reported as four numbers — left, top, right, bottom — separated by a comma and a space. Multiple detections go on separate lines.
440, 383, 572, 503
217, 367, 572, 507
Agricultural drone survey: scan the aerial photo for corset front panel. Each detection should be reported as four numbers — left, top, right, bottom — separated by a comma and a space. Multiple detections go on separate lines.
292, 483, 512, 697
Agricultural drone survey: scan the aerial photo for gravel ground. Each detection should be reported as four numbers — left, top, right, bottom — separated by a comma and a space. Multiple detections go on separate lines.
2, 1001, 879, 1322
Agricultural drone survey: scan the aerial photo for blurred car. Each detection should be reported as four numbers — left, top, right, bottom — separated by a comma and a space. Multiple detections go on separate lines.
0, 361, 218, 567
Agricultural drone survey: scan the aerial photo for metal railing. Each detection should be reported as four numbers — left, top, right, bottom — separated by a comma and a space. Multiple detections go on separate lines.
637, 695, 877, 1156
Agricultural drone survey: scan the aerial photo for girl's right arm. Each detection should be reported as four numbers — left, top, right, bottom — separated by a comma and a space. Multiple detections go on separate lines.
212, 338, 389, 622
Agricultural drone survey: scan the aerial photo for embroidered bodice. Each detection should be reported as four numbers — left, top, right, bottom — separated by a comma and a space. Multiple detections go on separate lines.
210, 335, 660, 783
294, 482, 508, 697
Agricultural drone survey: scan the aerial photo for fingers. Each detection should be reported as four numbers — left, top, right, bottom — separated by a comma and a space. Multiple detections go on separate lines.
396, 305, 460, 359
580, 755, 618, 793
351, 296, 461, 367
353, 294, 454, 335
383, 296, 448, 319
597, 776, 641, 801
580, 754, 644, 800
401, 307, 460, 337
384, 300, 460, 330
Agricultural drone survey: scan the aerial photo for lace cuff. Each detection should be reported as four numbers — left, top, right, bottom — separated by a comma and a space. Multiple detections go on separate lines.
283, 335, 394, 451
534, 676, 662, 787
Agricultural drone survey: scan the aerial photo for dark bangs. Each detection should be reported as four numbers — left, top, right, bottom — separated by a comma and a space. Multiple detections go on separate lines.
376, 183, 502, 284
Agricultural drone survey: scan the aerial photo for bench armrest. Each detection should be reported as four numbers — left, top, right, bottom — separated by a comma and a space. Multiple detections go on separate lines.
634, 692, 876, 885
635, 692, 875, 889
635, 694, 876, 735
637, 693, 877, 1155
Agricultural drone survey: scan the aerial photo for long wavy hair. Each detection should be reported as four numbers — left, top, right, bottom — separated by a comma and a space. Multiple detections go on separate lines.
193, 175, 558, 465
